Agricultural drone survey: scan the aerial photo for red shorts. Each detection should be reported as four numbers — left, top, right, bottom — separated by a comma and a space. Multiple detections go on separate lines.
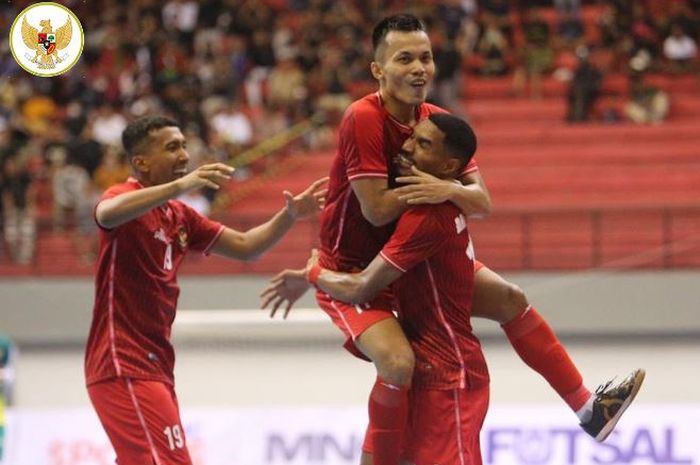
88, 378, 192, 465
316, 288, 397, 360
363, 384, 490, 465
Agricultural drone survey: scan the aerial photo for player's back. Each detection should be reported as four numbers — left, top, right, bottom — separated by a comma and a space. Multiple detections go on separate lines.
391, 204, 488, 391
319, 93, 445, 272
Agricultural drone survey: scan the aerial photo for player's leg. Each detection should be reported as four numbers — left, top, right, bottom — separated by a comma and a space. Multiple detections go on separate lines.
317, 291, 412, 465
356, 318, 414, 465
88, 378, 193, 465
403, 384, 490, 465
471, 263, 645, 441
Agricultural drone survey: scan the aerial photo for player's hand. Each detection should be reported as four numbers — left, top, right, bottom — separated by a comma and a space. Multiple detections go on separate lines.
176, 163, 234, 193
284, 177, 329, 220
394, 165, 459, 205
261, 268, 310, 319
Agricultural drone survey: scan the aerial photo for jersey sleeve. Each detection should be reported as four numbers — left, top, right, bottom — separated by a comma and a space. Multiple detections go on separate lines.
180, 203, 224, 255
379, 206, 447, 273
93, 182, 137, 231
460, 157, 479, 177
341, 105, 387, 181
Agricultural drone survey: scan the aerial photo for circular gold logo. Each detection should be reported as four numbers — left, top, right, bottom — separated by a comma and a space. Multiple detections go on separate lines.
8, 2, 84, 77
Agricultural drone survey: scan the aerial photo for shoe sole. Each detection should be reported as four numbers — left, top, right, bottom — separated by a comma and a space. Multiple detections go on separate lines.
595, 368, 646, 442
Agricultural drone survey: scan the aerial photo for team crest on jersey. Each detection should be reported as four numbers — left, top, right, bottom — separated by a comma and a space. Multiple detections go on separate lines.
177, 227, 188, 249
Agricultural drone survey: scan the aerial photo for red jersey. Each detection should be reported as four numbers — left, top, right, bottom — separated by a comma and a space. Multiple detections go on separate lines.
380, 203, 489, 391
85, 179, 224, 387
319, 92, 478, 272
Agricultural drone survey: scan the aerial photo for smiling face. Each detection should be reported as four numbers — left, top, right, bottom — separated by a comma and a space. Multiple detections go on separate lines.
132, 126, 190, 186
372, 30, 435, 111
394, 118, 459, 180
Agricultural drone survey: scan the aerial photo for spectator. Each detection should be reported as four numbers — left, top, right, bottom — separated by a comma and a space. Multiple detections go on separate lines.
625, 72, 670, 124
91, 103, 128, 147
93, 146, 131, 192
512, 8, 554, 99
1, 144, 37, 265
567, 46, 603, 122
663, 24, 698, 73
210, 100, 254, 151
477, 18, 510, 76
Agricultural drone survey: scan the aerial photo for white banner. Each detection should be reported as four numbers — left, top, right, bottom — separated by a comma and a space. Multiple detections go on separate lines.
1, 405, 698, 465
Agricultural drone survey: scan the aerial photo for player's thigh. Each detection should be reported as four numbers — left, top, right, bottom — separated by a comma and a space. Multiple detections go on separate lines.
316, 289, 407, 362
404, 385, 490, 465
472, 265, 528, 323
88, 378, 193, 465
355, 317, 414, 368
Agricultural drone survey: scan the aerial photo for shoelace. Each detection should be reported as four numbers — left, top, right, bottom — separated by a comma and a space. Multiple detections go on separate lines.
595, 378, 616, 398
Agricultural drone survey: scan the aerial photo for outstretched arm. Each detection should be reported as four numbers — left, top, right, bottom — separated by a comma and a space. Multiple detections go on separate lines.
393, 166, 492, 217
261, 249, 402, 318
211, 177, 328, 261
96, 163, 234, 229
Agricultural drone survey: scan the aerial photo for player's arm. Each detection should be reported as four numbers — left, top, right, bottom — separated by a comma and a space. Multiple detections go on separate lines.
310, 252, 403, 304
96, 163, 234, 229
351, 177, 407, 226
393, 166, 492, 217
211, 177, 327, 261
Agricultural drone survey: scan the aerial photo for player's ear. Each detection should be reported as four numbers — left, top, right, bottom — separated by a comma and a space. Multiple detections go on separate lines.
130, 154, 149, 173
442, 158, 461, 178
370, 61, 383, 80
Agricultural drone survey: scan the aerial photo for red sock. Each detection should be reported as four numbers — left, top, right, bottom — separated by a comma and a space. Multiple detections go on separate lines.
367, 377, 409, 465
501, 306, 592, 411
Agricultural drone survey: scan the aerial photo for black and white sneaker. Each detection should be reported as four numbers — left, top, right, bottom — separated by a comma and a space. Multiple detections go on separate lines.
580, 369, 646, 442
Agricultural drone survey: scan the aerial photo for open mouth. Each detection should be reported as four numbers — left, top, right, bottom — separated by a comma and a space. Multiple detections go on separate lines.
410, 79, 427, 89
173, 168, 188, 177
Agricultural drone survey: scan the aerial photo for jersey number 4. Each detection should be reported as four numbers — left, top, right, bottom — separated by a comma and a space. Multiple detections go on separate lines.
163, 244, 173, 271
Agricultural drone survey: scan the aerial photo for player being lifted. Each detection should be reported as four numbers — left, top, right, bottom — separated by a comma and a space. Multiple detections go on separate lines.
262, 14, 644, 465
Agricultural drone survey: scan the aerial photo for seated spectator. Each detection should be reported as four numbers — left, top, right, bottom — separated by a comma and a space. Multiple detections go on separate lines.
477, 19, 510, 76
93, 146, 131, 192
567, 46, 603, 122
663, 24, 698, 73
625, 72, 670, 124
210, 100, 254, 152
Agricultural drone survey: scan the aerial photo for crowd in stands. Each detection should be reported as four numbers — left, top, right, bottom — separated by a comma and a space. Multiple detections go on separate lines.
1, 0, 698, 265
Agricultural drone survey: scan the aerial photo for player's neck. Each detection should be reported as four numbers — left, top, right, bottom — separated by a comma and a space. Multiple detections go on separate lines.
380, 90, 417, 125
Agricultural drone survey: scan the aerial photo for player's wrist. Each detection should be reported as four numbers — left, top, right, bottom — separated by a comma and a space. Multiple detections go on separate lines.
306, 264, 323, 286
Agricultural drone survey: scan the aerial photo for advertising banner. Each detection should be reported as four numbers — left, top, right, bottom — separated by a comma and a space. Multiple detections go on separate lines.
2, 405, 697, 465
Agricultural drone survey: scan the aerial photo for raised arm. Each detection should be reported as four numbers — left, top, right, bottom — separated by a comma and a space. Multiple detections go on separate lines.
96, 163, 234, 229
351, 177, 407, 226
393, 165, 491, 217
211, 177, 327, 261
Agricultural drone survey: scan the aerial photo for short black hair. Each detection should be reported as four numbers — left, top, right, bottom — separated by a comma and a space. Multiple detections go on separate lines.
121, 115, 179, 159
372, 14, 426, 57
427, 113, 477, 170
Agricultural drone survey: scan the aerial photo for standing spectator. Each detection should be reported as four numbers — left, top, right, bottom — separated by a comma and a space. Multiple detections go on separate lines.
1, 146, 36, 265
512, 8, 554, 99
567, 46, 603, 122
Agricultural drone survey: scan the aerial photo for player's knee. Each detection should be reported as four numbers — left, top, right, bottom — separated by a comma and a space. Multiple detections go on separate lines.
377, 349, 415, 386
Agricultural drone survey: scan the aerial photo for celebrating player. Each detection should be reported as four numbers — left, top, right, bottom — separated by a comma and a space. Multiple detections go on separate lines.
84, 115, 327, 465
262, 13, 644, 465
268, 113, 489, 464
